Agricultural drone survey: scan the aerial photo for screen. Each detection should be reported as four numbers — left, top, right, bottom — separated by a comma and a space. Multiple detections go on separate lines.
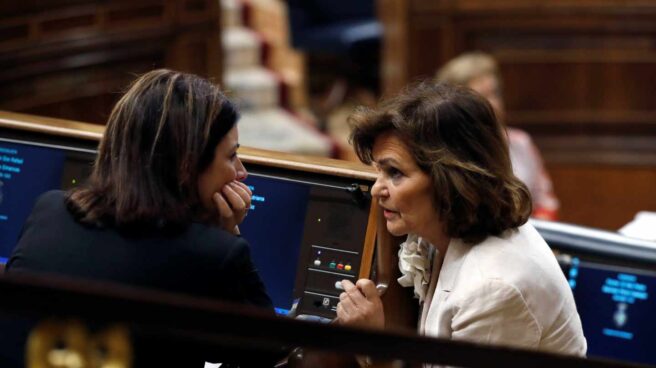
239, 174, 310, 315
0, 138, 371, 320
0, 139, 93, 264
566, 258, 656, 365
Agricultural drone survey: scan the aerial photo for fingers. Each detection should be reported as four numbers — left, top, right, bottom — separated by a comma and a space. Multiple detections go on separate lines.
336, 278, 385, 329
229, 182, 252, 211
338, 292, 357, 316
213, 192, 233, 220
341, 279, 368, 306
221, 183, 248, 213
336, 305, 353, 324
232, 180, 252, 197
213, 192, 238, 235
341, 279, 357, 291
212, 180, 252, 235
338, 280, 357, 321
356, 279, 379, 299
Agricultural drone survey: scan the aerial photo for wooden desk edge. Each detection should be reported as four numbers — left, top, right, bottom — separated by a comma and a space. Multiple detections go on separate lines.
0, 110, 377, 181
0, 110, 104, 141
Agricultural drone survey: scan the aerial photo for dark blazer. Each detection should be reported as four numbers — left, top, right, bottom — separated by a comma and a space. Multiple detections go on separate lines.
5, 190, 274, 367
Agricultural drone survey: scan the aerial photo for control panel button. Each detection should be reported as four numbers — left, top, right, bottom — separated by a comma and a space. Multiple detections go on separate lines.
335, 281, 343, 291
313, 259, 321, 266
344, 264, 352, 272
329, 261, 337, 269
337, 263, 344, 270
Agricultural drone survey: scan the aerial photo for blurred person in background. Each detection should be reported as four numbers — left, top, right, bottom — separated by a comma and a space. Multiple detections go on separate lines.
436, 52, 559, 220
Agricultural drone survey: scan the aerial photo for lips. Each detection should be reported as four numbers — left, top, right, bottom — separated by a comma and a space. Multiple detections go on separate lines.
382, 207, 398, 219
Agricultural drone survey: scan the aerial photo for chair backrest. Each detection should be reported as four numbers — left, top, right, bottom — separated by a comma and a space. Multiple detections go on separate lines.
288, 0, 374, 26
287, 0, 377, 51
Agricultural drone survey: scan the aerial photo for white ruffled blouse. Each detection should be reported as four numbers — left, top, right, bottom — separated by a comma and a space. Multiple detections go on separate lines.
397, 233, 435, 304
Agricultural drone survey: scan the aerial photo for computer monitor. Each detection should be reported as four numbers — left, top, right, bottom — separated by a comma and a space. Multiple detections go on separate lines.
240, 172, 372, 317
0, 138, 94, 264
239, 174, 309, 315
533, 219, 656, 365
563, 258, 656, 365
0, 137, 374, 319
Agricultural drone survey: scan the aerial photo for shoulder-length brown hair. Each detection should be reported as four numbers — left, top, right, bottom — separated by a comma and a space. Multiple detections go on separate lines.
67, 69, 239, 231
350, 82, 531, 244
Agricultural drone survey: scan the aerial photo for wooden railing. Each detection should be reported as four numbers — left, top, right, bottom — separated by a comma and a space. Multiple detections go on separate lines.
0, 272, 648, 368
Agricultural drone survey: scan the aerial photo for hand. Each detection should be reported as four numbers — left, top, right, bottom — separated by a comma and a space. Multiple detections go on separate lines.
212, 181, 252, 235
336, 279, 384, 330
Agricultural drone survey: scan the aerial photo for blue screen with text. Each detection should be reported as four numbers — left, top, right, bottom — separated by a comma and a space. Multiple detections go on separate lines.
239, 175, 309, 315
0, 141, 66, 263
567, 259, 656, 365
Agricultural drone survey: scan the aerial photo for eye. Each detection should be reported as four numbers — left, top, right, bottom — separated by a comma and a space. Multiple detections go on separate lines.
386, 167, 403, 179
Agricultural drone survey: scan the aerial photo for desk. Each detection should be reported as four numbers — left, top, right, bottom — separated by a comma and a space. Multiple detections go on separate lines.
0, 110, 418, 331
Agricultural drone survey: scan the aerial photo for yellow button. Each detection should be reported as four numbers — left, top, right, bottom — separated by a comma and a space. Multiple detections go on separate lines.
344, 264, 352, 271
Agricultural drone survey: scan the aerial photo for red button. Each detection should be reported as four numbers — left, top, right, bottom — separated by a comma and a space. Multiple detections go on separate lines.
337, 263, 344, 270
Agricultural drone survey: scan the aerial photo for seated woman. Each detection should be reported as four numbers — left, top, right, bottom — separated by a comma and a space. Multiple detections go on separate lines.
337, 83, 586, 362
5, 69, 273, 366
436, 52, 560, 220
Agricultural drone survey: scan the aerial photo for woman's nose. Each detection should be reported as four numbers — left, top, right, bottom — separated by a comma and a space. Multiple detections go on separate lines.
371, 177, 385, 198
235, 157, 248, 181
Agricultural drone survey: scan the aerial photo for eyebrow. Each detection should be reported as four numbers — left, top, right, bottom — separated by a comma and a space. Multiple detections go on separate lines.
376, 157, 400, 167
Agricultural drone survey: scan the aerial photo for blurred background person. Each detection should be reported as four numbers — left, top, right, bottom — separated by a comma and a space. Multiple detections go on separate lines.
436, 52, 560, 220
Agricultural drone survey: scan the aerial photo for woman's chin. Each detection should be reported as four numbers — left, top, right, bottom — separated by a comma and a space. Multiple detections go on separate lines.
386, 223, 408, 237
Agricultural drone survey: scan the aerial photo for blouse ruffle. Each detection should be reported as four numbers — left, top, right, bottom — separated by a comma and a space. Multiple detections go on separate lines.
397, 233, 433, 303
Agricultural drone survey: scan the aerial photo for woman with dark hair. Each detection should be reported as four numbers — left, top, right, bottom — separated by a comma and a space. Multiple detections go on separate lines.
336, 83, 586, 361
436, 52, 560, 220
6, 69, 273, 366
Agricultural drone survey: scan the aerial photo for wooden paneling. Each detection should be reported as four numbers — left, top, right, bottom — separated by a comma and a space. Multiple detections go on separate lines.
379, 0, 656, 132
0, 0, 221, 124
549, 164, 656, 230
378, 0, 656, 228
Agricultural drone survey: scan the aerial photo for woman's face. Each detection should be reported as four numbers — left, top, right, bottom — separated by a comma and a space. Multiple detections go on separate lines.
371, 132, 439, 238
468, 74, 505, 123
197, 126, 248, 209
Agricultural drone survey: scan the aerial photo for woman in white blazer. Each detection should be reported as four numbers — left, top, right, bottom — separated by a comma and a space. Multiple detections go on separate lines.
335, 82, 586, 361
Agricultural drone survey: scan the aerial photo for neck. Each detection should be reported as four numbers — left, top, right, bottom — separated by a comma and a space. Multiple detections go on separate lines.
422, 227, 450, 255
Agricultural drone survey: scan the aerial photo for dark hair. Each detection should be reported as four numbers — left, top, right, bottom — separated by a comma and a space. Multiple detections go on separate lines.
350, 82, 531, 244
67, 69, 239, 231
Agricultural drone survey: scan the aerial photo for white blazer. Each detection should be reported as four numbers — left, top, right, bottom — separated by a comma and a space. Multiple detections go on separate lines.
418, 223, 587, 355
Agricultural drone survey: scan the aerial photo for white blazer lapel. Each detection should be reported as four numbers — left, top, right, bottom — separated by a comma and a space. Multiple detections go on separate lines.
423, 238, 471, 337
